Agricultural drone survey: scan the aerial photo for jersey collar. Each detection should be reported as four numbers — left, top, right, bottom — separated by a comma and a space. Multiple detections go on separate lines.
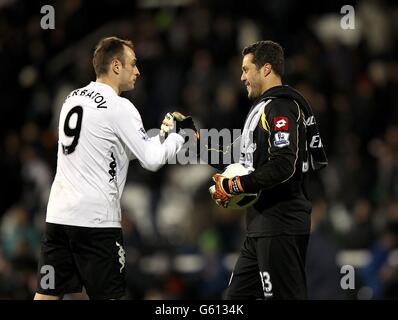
91, 81, 119, 96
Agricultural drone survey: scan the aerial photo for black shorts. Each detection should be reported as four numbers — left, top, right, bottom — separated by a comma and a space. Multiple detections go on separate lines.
225, 234, 309, 300
36, 223, 126, 299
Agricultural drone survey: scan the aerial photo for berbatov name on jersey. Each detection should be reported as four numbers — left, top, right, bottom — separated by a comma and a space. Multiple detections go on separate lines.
66, 88, 108, 108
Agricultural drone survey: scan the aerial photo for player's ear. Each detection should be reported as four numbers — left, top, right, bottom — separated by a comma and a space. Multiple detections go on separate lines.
262, 63, 272, 78
111, 58, 121, 75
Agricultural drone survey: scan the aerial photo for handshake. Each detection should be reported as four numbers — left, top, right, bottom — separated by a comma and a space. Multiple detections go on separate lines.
160, 111, 199, 140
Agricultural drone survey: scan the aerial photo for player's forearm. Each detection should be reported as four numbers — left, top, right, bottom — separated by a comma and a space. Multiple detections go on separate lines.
239, 154, 296, 193
141, 133, 184, 171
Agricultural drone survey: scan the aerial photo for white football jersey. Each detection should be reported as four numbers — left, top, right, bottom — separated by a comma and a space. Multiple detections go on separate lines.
46, 81, 184, 228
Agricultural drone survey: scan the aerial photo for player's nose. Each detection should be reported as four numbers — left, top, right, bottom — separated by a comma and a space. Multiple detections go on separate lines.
134, 66, 140, 77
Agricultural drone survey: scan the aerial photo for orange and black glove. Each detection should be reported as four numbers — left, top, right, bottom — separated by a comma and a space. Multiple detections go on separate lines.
211, 173, 244, 208
173, 112, 199, 140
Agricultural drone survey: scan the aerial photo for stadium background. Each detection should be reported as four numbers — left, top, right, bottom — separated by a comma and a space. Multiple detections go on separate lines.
1, 0, 398, 299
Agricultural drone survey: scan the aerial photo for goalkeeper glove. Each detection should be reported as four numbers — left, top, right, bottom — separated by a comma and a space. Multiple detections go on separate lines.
172, 112, 199, 139
211, 173, 244, 208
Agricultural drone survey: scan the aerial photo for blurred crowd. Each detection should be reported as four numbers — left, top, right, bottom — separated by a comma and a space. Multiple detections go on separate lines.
1, 0, 398, 299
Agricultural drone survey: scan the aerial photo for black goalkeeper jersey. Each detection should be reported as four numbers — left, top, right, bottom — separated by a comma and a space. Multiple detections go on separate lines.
239, 87, 312, 236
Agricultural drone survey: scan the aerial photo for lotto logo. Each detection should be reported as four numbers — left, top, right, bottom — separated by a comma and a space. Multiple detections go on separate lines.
274, 117, 289, 131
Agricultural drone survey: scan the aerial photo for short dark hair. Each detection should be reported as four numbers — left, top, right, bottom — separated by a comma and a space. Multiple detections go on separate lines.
93, 36, 134, 76
242, 41, 284, 77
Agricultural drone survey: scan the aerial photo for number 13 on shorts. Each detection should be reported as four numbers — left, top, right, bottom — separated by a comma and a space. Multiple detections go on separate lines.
260, 271, 273, 298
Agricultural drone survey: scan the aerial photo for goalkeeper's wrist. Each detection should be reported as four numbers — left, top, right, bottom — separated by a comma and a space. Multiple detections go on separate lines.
238, 173, 260, 194
222, 176, 244, 195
